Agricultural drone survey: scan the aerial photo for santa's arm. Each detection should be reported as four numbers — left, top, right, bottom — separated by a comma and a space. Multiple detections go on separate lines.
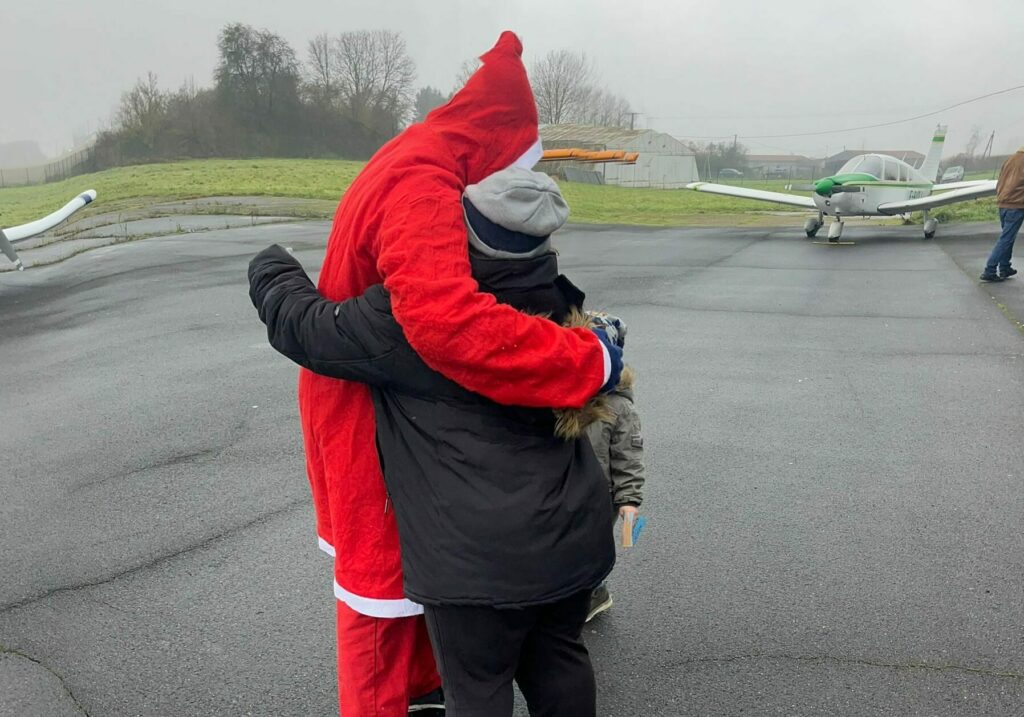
377, 194, 608, 410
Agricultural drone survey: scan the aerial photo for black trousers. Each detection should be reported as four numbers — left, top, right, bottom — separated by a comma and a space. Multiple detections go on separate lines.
422, 590, 596, 717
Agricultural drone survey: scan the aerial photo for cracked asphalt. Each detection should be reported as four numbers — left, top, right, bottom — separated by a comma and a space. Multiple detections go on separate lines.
1, 220, 1022, 716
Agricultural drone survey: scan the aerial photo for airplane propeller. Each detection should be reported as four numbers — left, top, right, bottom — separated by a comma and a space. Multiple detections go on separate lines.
814, 178, 861, 197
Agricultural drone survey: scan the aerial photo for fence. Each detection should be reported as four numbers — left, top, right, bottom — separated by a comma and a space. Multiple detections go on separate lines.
0, 144, 97, 188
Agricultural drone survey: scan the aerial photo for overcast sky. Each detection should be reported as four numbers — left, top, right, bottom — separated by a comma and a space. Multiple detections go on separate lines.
5, 0, 1024, 159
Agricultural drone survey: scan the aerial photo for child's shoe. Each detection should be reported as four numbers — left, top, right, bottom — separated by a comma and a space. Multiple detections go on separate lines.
586, 583, 613, 622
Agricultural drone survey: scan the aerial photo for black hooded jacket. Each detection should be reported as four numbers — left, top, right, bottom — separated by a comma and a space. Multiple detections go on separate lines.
249, 245, 614, 607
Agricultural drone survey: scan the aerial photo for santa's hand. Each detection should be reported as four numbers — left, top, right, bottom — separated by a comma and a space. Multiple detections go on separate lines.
587, 311, 627, 348
592, 328, 623, 394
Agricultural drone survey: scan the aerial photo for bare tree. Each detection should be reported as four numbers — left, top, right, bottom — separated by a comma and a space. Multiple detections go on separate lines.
450, 59, 480, 97
375, 30, 417, 126
306, 33, 337, 106
333, 30, 416, 133
577, 88, 632, 128
118, 72, 165, 132
530, 50, 596, 125
116, 72, 167, 152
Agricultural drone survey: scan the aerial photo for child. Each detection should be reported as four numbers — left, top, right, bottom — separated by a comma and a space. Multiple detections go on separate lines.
249, 167, 621, 717
583, 330, 646, 621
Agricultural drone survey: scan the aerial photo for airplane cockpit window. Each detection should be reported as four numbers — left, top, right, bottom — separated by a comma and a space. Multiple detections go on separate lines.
853, 155, 883, 178
838, 157, 862, 174
882, 159, 901, 181
837, 155, 883, 177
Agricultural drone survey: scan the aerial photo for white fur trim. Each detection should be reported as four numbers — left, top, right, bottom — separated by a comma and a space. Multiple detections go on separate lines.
318, 536, 336, 557
334, 580, 424, 618
511, 137, 543, 170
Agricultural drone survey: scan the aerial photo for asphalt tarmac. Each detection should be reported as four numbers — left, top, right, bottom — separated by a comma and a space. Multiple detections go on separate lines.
1, 220, 1022, 716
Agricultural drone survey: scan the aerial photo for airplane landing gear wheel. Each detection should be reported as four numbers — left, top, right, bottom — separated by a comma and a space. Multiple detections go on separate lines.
804, 215, 823, 239
923, 215, 937, 240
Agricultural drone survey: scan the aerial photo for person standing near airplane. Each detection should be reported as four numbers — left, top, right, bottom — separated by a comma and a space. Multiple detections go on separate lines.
981, 147, 1024, 282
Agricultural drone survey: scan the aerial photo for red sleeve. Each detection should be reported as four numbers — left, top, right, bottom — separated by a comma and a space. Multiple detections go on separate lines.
375, 193, 605, 410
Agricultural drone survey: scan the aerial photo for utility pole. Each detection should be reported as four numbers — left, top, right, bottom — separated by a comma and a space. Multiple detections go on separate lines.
627, 112, 641, 130
981, 130, 995, 160
982, 131, 996, 178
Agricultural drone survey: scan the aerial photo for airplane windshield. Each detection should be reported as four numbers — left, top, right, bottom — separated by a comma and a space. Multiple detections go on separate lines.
882, 159, 900, 181
838, 155, 882, 178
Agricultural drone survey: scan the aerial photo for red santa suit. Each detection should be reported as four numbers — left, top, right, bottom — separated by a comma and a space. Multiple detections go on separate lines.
299, 31, 608, 714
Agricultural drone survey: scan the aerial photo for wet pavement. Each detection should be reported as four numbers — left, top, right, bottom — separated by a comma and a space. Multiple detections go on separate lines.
1, 219, 1022, 716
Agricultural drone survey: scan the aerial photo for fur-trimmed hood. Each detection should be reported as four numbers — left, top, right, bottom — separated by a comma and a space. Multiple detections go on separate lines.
554, 308, 634, 440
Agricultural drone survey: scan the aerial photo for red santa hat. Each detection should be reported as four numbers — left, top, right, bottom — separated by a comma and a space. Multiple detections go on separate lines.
424, 31, 542, 184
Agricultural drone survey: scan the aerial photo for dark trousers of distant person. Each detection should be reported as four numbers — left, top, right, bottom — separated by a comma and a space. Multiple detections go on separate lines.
422, 590, 596, 717
984, 208, 1024, 277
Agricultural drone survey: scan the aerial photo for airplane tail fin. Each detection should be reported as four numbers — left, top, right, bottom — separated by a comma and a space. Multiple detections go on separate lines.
920, 124, 947, 182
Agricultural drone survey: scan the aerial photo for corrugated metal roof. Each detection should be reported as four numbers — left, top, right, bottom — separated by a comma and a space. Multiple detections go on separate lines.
747, 154, 812, 162
827, 149, 925, 161
540, 124, 651, 145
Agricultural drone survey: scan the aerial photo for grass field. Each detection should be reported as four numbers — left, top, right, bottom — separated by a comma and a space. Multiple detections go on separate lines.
0, 159, 364, 228
0, 158, 999, 229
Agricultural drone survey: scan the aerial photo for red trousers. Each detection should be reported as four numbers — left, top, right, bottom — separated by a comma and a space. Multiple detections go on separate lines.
336, 601, 442, 716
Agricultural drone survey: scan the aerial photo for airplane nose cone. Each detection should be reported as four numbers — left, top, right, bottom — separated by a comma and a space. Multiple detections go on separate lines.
815, 178, 837, 197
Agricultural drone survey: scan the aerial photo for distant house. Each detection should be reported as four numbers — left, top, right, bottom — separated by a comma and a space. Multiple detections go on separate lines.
746, 154, 819, 180
822, 149, 925, 177
539, 124, 699, 188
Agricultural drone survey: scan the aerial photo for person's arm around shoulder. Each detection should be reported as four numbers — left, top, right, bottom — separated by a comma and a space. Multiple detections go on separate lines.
375, 192, 619, 409
248, 244, 403, 386
609, 393, 645, 517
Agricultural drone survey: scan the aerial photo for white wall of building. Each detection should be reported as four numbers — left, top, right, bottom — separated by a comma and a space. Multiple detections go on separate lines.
603, 152, 699, 188
539, 125, 700, 188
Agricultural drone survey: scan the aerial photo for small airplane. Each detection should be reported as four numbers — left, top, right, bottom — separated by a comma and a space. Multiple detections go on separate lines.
1, 190, 97, 270
686, 126, 997, 242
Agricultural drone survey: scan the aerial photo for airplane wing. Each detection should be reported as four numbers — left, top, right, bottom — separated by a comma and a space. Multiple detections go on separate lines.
877, 181, 996, 215
686, 181, 817, 209
931, 180, 995, 192
0, 190, 96, 270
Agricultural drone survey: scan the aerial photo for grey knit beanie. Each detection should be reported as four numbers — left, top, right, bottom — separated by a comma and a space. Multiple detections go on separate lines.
464, 167, 569, 259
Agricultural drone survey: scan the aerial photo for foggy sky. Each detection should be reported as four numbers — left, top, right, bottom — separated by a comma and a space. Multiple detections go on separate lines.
5, 0, 1024, 160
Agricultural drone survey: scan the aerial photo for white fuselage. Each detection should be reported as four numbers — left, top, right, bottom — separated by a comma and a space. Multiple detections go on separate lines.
813, 154, 934, 217
812, 183, 933, 217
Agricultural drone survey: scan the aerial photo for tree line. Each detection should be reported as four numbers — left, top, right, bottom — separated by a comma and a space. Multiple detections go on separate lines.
688, 140, 750, 178
96, 23, 634, 169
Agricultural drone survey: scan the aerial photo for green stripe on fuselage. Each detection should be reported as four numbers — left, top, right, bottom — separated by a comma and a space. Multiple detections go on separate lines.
815, 173, 934, 196
827, 173, 881, 185
846, 180, 933, 188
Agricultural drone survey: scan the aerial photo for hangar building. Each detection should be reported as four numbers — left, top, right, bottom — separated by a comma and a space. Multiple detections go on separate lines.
539, 124, 699, 188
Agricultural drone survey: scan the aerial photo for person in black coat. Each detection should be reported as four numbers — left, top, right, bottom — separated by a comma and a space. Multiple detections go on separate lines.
249, 167, 623, 717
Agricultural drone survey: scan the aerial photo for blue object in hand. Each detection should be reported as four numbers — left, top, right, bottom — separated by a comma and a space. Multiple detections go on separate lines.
632, 516, 647, 544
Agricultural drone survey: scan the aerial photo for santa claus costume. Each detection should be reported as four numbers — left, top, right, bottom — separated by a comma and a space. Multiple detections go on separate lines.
299, 31, 610, 715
